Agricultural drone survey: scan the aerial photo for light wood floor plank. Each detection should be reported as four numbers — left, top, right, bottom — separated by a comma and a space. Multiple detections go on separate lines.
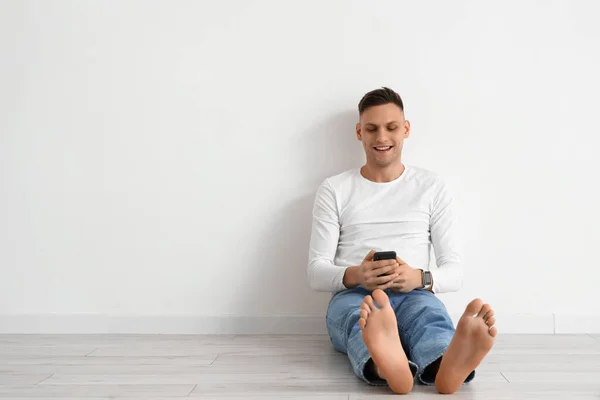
0, 398, 193, 400
0, 355, 216, 367
0, 345, 96, 357
1, 334, 598, 399
0, 373, 52, 385
502, 371, 600, 384
0, 384, 196, 397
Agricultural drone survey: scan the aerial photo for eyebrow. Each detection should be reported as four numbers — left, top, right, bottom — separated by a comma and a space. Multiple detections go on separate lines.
365, 121, 400, 127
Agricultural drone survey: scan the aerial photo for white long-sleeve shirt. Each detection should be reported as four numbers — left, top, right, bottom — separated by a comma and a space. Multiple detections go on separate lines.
307, 165, 463, 294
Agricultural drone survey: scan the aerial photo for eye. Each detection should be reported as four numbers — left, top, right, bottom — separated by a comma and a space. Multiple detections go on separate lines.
388, 126, 398, 131
367, 128, 377, 132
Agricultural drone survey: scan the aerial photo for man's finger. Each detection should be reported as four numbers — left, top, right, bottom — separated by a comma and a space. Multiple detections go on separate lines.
382, 278, 400, 289
379, 281, 397, 290
372, 259, 397, 269
374, 273, 398, 285
367, 265, 394, 278
396, 256, 408, 266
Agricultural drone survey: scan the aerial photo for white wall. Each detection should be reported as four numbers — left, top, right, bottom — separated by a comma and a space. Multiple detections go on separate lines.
1, 0, 599, 334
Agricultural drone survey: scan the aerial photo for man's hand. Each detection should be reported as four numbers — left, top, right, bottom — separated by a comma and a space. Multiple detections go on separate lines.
388, 257, 423, 293
343, 250, 399, 290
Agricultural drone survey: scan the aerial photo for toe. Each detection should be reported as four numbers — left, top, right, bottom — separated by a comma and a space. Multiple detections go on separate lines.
361, 302, 371, 313
489, 326, 499, 337
484, 309, 495, 321
364, 295, 376, 311
360, 309, 369, 321
464, 298, 484, 317
477, 304, 492, 318
359, 317, 366, 330
486, 316, 496, 327
372, 289, 390, 309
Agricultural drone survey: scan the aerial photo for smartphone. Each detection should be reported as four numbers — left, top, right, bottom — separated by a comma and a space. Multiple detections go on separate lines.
373, 251, 397, 277
373, 251, 396, 261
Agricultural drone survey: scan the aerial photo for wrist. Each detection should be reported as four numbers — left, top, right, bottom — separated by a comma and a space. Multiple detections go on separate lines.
416, 269, 424, 289
343, 266, 360, 289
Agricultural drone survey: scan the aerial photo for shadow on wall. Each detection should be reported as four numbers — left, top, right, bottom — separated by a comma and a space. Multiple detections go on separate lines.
238, 110, 364, 316
299, 110, 365, 190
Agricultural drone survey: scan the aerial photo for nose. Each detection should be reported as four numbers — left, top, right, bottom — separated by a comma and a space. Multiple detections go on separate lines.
374, 128, 389, 142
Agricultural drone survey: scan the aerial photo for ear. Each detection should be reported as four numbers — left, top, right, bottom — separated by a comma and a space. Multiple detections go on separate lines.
403, 120, 411, 138
356, 122, 362, 141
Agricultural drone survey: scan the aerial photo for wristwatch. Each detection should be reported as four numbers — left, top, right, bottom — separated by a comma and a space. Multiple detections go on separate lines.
421, 270, 432, 290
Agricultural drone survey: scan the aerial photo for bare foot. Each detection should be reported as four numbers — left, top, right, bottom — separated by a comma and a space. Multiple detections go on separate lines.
435, 298, 498, 394
359, 289, 413, 394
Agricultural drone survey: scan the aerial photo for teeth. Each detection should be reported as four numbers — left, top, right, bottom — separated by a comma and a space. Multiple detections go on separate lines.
375, 146, 391, 150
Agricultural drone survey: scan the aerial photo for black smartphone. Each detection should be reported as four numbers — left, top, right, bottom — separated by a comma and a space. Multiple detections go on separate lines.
373, 251, 396, 261
373, 251, 397, 277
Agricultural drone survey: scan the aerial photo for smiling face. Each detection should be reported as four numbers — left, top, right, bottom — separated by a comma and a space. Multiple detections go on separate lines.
356, 103, 410, 169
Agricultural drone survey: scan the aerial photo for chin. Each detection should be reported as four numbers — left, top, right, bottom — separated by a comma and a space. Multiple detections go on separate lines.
372, 160, 395, 168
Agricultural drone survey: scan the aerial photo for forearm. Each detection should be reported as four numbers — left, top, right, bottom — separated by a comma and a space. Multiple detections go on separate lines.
430, 263, 463, 294
307, 260, 348, 292
429, 177, 464, 294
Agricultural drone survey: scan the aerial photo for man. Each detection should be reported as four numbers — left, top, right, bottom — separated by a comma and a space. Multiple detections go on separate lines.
307, 87, 497, 395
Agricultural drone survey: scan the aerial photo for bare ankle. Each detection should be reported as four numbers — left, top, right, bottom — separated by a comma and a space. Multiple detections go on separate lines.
365, 358, 385, 380
422, 355, 442, 382
375, 364, 385, 379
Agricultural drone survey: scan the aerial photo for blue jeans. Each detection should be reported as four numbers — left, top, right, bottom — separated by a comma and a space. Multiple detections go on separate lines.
326, 286, 476, 386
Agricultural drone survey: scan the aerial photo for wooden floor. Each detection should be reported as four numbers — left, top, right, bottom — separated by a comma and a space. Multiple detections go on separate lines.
0, 334, 599, 399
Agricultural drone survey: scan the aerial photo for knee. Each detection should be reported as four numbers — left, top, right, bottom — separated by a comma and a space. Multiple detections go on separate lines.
400, 303, 453, 334
407, 303, 449, 323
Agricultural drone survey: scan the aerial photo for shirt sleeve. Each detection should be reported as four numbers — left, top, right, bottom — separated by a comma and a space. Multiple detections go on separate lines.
429, 178, 464, 294
307, 180, 347, 292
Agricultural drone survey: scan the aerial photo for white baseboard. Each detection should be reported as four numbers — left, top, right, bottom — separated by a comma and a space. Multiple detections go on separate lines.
0, 313, 598, 334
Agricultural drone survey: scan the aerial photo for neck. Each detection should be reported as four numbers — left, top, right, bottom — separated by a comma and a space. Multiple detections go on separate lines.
360, 162, 406, 183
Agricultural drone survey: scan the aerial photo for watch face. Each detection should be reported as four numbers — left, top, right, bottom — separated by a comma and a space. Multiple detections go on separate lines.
424, 272, 432, 285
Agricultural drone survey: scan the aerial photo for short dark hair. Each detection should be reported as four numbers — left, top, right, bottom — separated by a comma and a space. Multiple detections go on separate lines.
358, 87, 404, 114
